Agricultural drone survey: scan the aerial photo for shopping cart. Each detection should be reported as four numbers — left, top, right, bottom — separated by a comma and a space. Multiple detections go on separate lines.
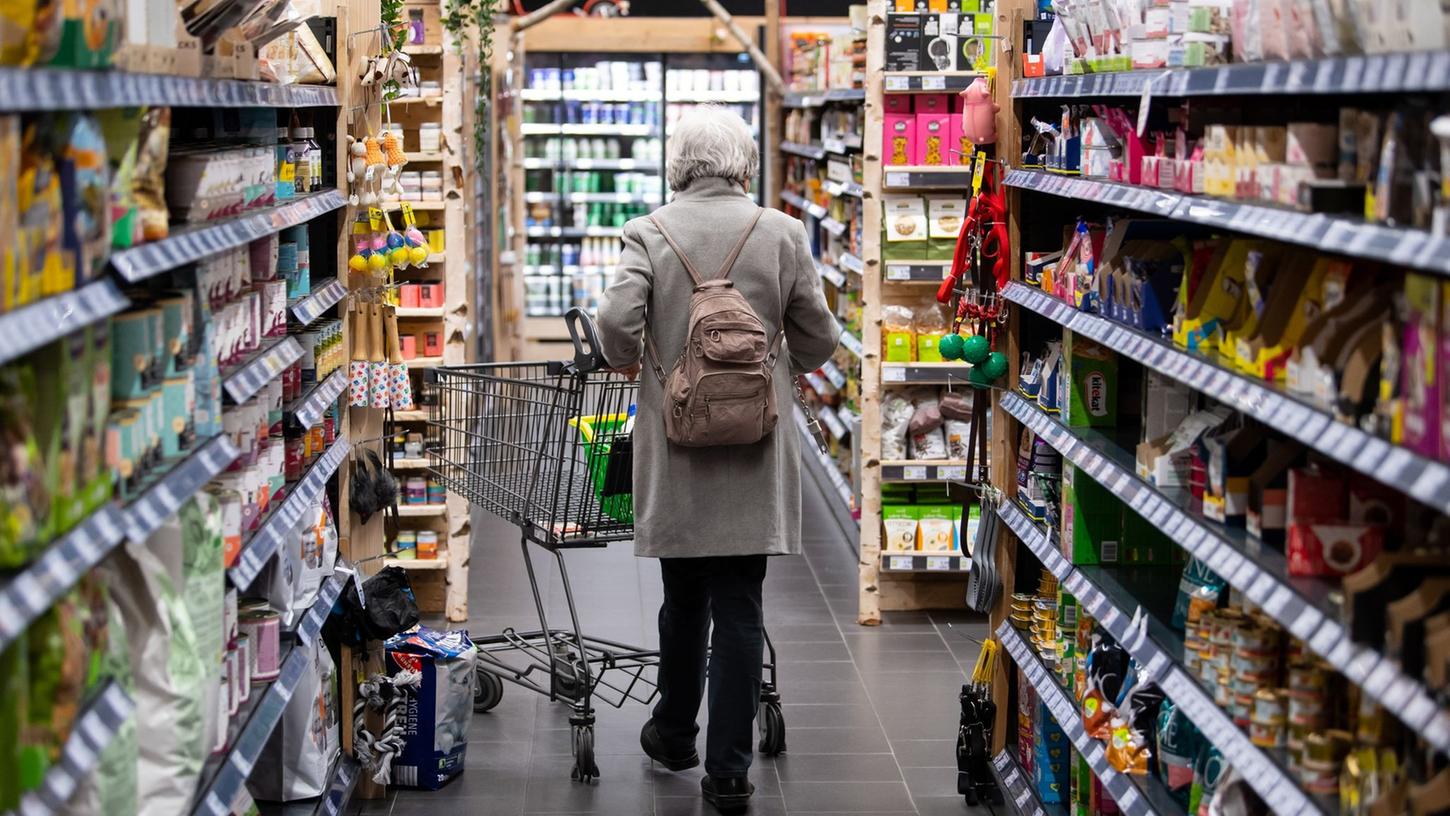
425, 309, 786, 783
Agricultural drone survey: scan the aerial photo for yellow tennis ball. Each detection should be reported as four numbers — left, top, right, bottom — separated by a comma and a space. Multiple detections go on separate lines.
348, 254, 368, 272
367, 253, 387, 271
409, 246, 429, 265
390, 247, 411, 267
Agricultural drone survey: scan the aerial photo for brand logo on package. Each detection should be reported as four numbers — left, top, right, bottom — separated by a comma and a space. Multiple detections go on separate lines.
1087, 372, 1107, 416
392, 652, 423, 673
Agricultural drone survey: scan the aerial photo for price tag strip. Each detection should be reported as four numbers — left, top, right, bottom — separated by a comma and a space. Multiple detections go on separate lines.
0, 279, 131, 367
0, 505, 127, 654
816, 261, 846, 288
781, 190, 811, 211
987, 749, 1053, 816
191, 640, 312, 816
838, 253, 865, 274
288, 368, 351, 431
315, 756, 362, 816
1004, 168, 1450, 276
818, 406, 848, 440
997, 500, 1072, 583
882, 168, 974, 190
111, 190, 347, 283
288, 277, 348, 326
995, 624, 1169, 816
880, 553, 969, 572
122, 434, 243, 544
838, 327, 864, 359
228, 437, 351, 591
1001, 282, 1450, 516
781, 141, 827, 161
881, 364, 975, 385
0, 66, 339, 113
1000, 389, 1450, 758
220, 336, 306, 405
14, 680, 134, 816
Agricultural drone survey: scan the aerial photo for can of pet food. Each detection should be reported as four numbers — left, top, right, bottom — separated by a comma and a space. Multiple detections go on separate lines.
240, 605, 281, 681
236, 633, 253, 702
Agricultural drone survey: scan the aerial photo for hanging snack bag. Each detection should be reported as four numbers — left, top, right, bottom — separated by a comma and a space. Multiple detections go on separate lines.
883, 304, 916, 362
386, 627, 478, 790
882, 393, 915, 460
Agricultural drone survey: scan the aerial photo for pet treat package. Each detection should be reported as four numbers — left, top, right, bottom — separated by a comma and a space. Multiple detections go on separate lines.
248, 638, 339, 802
60, 591, 139, 816
259, 501, 338, 628
386, 627, 478, 790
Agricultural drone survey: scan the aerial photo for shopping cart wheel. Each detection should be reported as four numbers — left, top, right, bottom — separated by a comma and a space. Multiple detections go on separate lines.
474, 667, 504, 713
570, 724, 600, 783
758, 700, 786, 756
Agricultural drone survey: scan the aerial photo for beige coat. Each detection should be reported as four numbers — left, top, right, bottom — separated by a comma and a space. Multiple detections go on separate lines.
596, 177, 841, 558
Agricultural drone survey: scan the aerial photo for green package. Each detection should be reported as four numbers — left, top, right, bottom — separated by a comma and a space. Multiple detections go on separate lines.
1061, 463, 1121, 565
1064, 331, 1118, 428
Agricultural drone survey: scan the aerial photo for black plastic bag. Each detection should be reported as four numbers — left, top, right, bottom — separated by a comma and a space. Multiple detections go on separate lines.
324, 566, 421, 647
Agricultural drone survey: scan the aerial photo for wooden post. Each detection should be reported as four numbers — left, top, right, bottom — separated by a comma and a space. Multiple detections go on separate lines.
857, 0, 886, 626
764, 0, 783, 207
697, 0, 786, 94
989, 0, 1030, 754
441, 23, 471, 620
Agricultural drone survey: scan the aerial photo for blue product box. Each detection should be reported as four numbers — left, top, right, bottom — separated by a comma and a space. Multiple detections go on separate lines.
386, 627, 478, 789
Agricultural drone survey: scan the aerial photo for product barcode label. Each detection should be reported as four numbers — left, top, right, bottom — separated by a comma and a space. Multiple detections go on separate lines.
902, 466, 928, 480
889, 556, 913, 571
885, 172, 909, 188
1100, 538, 1119, 562
884, 366, 906, 382
887, 264, 910, 280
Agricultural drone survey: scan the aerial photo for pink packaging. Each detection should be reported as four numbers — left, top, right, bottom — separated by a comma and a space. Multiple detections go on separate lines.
914, 113, 951, 166
884, 113, 915, 166
1441, 281, 1450, 462
261, 280, 288, 337
948, 115, 967, 166
884, 95, 912, 114
400, 284, 421, 308
915, 94, 951, 116
419, 282, 445, 308
1095, 107, 1145, 185
1402, 275, 1441, 457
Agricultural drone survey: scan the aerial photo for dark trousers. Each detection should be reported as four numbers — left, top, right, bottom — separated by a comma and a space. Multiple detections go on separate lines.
653, 554, 768, 779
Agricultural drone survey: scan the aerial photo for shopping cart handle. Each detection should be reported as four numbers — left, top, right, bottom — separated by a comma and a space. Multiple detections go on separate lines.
565, 308, 607, 374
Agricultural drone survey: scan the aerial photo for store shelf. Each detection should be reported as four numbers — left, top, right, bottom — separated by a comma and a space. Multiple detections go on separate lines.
525, 225, 624, 238
289, 278, 347, 326
782, 141, 827, 160
402, 44, 442, 55
228, 436, 351, 591
398, 503, 447, 517
0, 278, 130, 366
520, 88, 659, 101
989, 750, 1066, 816
382, 555, 448, 570
672, 90, 759, 102
1005, 169, 1450, 276
10, 680, 134, 816
522, 157, 656, 171
838, 252, 864, 275
221, 336, 305, 405
817, 405, 848, 440
879, 552, 970, 572
520, 123, 657, 136
824, 179, 865, 199
882, 362, 974, 384
821, 135, 862, 154
820, 216, 847, 237
0, 505, 127, 653
803, 372, 833, 398
883, 72, 983, 93
838, 324, 863, 359
191, 576, 339, 816
396, 307, 446, 318
111, 190, 347, 282
404, 151, 446, 162
997, 501, 1072, 584
783, 87, 866, 108
391, 457, 430, 469
1012, 51, 1450, 98
816, 260, 846, 288
122, 434, 242, 543
998, 500, 1322, 814
0, 68, 337, 112
258, 755, 361, 816
405, 356, 445, 369
884, 260, 952, 282
999, 391, 1450, 756
392, 409, 430, 422
881, 461, 970, 483
882, 167, 974, 190
389, 95, 444, 106
287, 369, 348, 431
996, 623, 1184, 816
781, 189, 827, 218
1003, 282, 1450, 514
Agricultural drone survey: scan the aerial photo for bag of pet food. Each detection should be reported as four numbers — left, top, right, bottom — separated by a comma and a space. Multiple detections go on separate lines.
60, 588, 138, 816
248, 637, 339, 802
386, 627, 477, 789
258, 501, 338, 628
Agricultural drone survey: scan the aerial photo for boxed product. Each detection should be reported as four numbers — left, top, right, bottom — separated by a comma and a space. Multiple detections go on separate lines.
926, 197, 966, 261
882, 197, 927, 261
1285, 467, 1385, 577
884, 111, 915, 166
1061, 463, 1120, 565
884, 14, 923, 71
1400, 274, 1440, 457
386, 628, 478, 790
1062, 332, 1116, 428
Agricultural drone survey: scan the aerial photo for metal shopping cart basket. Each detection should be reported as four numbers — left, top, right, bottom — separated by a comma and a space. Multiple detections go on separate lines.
425, 309, 786, 783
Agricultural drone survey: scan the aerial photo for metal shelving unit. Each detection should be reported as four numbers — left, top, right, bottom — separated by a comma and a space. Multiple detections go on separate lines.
8, 681, 134, 816
228, 437, 351, 591
0, 69, 338, 112
0, 279, 130, 366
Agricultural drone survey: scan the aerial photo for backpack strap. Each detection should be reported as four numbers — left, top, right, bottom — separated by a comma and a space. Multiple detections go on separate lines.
714, 208, 765, 280
648, 208, 764, 284
648, 214, 707, 286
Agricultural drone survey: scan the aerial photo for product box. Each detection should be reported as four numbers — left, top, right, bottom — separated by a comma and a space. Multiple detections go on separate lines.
1142, 372, 1197, 443
920, 14, 958, 70
885, 14, 923, 71
884, 94, 912, 115
1063, 331, 1116, 428
882, 505, 919, 552
1401, 274, 1440, 458
882, 196, 928, 261
1441, 280, 1450, 463
1061, 463, 1121, 565
914, 112, 951, 166
884, 112, 915, 166
1032, 700, 1069, 804
1136, 406, 1233, 498
386, 628, 478, 790
926, 197, 966, 261
1200, 424, 1261, 525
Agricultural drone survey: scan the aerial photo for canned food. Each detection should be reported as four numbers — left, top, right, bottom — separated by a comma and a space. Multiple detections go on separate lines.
1287, 691, 1327, 726
1252, 689, 1287, 723
1287, 661, 1330, 693
1249, 718, 1285, 748
1234, 625, 1279, 653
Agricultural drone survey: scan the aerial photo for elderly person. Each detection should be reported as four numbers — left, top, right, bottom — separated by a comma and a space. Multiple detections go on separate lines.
596, 106, 839, 813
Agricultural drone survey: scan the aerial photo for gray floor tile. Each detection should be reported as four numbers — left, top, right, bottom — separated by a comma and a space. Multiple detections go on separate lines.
773, 752, 902, 782
889, 739, 958, 769
902, 766, 961, 799
781, 726, 893, 754
778, 702, 884, 729
522, 754, 654, 813
853, 650, 965, 674
774, 640, 853, 662
649, 761, 782, 797
780, 781, 915, 812
653, 795, 788, 816
910, 795, 992, 815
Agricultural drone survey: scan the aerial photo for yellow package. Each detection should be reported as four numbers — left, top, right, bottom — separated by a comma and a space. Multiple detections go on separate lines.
883, 304, 916, 362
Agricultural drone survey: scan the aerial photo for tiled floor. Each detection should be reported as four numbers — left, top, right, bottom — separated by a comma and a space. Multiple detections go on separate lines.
358, 467, 992, 815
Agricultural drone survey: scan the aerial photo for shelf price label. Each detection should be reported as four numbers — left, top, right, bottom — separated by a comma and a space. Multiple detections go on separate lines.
885, 172, 909, 188
883, 366, 906, 382
920, 75, 947, 90
889, 556, 913, 571
902, 465, 928, 480
926, 556, 952, 571
886, 264, 911, 281
939, 465, 967, 482
885, 76, 909, 91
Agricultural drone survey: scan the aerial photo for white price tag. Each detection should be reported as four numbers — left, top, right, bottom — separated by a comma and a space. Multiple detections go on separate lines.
939, 466, 967, 482
885, 172, 909, 188
885, 76, 909, 91
884, 366, 906, 382
926, 556, 952, 571
902, 466, 928, 481
887, 264, 910, 281
921, 75, 947, 90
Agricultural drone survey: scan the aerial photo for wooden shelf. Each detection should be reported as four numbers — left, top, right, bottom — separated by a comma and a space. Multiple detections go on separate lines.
404, 356, 444, 368
397, 504, 447, 517
396, 307, 445, 318
402, 44, 443, 55
404, 151, 446, 162
390, 457, 429, 469
392, 410, 430, 422
382, 554, 448, 570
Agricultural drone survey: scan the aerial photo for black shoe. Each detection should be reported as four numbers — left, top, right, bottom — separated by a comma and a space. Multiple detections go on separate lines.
701, 775, 754, 813
640, 719, 700, 771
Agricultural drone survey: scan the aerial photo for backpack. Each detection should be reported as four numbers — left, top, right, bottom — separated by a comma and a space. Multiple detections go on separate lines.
644, 208, 783, 448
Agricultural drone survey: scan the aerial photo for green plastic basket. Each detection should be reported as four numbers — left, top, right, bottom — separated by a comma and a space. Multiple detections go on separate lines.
570, 413, 634, 525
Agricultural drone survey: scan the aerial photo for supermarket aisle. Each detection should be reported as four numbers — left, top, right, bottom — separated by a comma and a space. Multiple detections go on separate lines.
365, 470, 990, 816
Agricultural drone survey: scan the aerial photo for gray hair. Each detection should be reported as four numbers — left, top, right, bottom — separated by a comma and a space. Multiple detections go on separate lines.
666, 105, 759, 192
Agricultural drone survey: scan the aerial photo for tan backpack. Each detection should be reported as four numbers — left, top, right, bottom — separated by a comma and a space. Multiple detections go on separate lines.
644, 209, 783, 448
